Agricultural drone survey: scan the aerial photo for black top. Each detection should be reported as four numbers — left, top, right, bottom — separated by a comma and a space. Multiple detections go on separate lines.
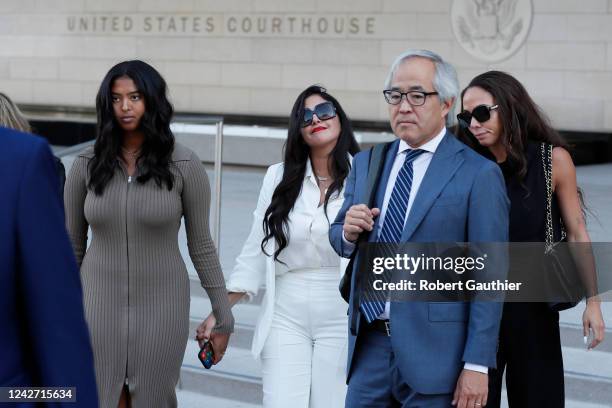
498, 142, 564, 243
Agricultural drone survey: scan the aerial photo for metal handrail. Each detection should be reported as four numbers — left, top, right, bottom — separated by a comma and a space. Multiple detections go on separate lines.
55, 140, 95, 158
172, 114, 224, 250
213, 120, 224, 250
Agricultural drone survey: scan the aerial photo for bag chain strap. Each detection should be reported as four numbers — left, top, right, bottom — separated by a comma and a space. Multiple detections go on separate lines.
541, 142, 554, 252
541, 142, 566, 253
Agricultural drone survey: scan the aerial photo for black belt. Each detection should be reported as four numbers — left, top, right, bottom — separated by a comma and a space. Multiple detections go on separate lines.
366, 319, 391, 336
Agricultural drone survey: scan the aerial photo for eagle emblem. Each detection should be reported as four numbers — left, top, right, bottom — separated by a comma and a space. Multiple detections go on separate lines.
451, 0, 533, 63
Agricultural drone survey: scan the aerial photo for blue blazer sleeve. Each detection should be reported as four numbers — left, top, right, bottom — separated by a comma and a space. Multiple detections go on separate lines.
329, 151, 361, 259
16, 140, 99, 406
463, 161, 510, 368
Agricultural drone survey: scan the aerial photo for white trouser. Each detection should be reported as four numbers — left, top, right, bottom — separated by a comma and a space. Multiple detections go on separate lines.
261, 267, 348, 408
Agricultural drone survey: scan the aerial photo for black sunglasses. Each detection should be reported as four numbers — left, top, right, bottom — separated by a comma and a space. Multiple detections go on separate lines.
457, 104, 499, 128
302, 101, 337, 128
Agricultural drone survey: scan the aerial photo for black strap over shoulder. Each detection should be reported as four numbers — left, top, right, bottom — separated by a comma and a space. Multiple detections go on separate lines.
364, 142, 390, 209
339, 142, 393, 334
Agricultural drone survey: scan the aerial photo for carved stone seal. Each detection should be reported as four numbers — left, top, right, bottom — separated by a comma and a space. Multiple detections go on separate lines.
451, 0, 533, 63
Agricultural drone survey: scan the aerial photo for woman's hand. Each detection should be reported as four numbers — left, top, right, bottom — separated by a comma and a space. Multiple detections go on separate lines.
209, 331, 231, 364
195, 313, 216, 348
195, 313, 231, 364
583, 298, 605, 350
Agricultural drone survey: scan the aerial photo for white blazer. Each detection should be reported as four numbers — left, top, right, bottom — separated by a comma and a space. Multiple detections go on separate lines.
226, 161, 350, 359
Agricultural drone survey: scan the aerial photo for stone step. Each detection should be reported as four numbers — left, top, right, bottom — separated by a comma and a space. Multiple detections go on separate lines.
180, 341, 263, 404
559, 301, 612, 329
179, 336, 612, 403
557, 301, 612, 406
499, 390, 611, 408
560, 347, 612, 405
177, 340, 612, 407
562, 372, 612, 407
560, 322, 612, 353
176, 389, 261, 408
187, 296, 612, 405
563, 340, 612, 370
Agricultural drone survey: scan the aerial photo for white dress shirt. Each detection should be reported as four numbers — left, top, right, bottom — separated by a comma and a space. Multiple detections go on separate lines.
343, 128, 488, 374
275, 158, 343, 273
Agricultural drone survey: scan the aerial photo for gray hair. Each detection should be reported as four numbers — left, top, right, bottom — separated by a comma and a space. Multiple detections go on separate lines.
0, 92, 31, 132
384, 49, 459, 126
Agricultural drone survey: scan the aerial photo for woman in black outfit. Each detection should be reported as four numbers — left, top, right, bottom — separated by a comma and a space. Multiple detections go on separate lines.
456, 71, 605, 407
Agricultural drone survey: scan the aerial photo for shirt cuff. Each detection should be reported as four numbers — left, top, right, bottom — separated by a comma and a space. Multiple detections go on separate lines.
342, 232, 356, 254
463, 363, 488, 374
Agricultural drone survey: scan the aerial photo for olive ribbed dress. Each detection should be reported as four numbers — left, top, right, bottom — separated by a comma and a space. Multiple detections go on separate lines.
64, 143, 234, 408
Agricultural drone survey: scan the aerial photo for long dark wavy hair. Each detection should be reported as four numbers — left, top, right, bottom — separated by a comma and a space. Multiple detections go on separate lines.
457, 70, 571, 181
261, 85, 360, 262
88, 60, 175, 195
456, 70, 585, 209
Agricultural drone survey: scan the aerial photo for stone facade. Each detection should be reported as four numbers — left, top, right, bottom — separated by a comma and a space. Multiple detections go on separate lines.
1, 0, 612, 131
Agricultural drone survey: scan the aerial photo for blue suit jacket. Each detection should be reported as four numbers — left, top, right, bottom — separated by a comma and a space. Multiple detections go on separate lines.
330, 132, 509, 395
0, 127, 98, 407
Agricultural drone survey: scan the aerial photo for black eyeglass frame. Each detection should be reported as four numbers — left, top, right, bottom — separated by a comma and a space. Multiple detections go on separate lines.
456, 104, 499, 128
301, 101, 337, 128
382, 89, 439, 106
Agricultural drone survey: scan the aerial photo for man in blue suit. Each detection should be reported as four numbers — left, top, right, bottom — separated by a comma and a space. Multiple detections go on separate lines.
330, 50, 509, 407
0, 127, 98, 407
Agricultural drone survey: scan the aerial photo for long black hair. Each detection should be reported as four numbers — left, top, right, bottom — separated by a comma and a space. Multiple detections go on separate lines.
456, 70, 585, 210
261, 85, 360, 261
456, 70, 569, 181
88, 60, 175, 195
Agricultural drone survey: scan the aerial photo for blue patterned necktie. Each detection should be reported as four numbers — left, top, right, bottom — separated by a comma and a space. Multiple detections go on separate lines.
360, 148, 425, 323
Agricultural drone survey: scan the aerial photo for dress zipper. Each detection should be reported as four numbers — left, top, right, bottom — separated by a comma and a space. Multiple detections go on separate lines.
125, 173, 131, 384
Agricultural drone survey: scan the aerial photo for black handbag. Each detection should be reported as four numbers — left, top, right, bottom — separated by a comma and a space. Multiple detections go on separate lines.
339, 142, 392, 303
541, 143, 584, 311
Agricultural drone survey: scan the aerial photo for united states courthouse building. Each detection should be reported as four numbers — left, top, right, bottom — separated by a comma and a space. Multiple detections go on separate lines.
1, 0, 612, 134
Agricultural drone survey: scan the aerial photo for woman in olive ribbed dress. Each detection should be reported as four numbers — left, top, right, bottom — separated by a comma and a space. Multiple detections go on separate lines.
64, 60, 234, 408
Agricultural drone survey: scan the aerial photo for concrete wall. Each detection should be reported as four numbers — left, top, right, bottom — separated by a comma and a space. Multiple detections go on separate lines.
1, 0, 612, 132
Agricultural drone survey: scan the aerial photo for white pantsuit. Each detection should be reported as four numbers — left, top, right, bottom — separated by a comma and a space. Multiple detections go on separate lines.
226, 160, 350, 408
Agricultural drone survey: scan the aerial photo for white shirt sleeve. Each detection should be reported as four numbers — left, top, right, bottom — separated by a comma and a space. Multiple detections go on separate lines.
342, 232, 357, 253
463, 363, 488, 374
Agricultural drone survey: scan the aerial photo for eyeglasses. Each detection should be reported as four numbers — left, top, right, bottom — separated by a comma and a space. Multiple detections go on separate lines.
457, 104, 499, 128
382, 89, 439, 106
302, 101, 337, 128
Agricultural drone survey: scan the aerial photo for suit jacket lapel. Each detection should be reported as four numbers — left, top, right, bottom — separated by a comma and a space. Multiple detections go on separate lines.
401, 132, 465, 241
